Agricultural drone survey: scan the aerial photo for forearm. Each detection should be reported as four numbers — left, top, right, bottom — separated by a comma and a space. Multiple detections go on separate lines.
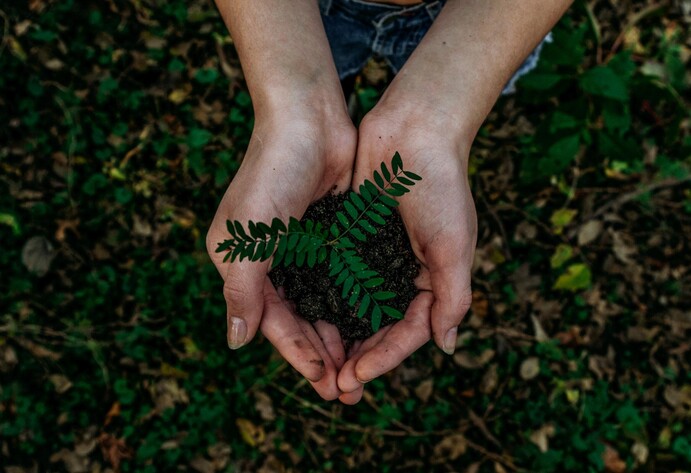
379, 0, 573, 144
215, 0, 346, 120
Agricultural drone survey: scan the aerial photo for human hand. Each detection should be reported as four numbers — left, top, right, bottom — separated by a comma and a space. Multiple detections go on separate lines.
206, 107, 356, 400
336, 99, 478, 404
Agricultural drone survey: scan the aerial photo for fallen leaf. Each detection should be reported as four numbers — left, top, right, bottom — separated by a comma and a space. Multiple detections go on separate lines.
190, 457, 214, 473
553, 264, 592, 292
631, 441, 649, 465
529, 424, 555, 453
254, 391, 275, 421
603, 444, 626, 473
236, 418, 265, 447
480, 363, 499, 394
98, 432, 133, 473
432, 434, 467, 462
49, 449, 90, 473
414, 378, 434, 403
453, 349, 495, 369
49, 374, 73, 394
21, 236, 56, 276
550, 243, 574, 269
550, 208, 578, 234
531, 315, 550, 343
520, 357, 540, 380
577, 220, 603, 246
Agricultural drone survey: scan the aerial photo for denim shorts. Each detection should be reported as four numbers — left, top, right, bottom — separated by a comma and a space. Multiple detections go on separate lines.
319, 0, 551, 95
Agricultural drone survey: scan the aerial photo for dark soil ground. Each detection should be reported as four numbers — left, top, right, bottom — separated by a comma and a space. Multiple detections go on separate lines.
269, 193, 419, 342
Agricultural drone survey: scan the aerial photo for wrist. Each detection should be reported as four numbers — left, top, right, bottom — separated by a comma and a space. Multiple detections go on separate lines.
367, 86, 474, 162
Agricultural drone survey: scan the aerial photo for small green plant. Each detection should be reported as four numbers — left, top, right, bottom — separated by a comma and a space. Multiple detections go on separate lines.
215, 152, 421, 331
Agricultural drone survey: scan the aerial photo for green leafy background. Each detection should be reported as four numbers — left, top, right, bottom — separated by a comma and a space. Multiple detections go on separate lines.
1, 0, 689, 472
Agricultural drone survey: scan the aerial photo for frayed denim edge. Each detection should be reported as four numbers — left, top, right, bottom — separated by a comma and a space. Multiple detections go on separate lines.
501, 32, 553, 95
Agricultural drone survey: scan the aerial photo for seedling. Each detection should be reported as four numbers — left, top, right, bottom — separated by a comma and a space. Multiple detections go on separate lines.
215, 152, 421, 332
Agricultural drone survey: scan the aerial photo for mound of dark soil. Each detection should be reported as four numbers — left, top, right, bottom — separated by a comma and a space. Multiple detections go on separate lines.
269, 193, 419, 342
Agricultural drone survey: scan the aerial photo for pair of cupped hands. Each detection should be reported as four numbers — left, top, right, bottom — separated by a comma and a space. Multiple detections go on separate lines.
206, 93, 478, 404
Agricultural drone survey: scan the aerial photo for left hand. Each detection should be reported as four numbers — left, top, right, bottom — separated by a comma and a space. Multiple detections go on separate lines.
335, 96, 478, 404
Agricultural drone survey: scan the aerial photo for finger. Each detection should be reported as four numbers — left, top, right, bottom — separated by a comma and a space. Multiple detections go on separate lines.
428, 254, 473, 355
260, 280, 325, 382
414, 266, 432, 291
338, 386, 364, 405
314, 321, 346, 370
337, 324, 394, 393
223, 259, 267, 349
352, 292, 434, 384
297, 318, 342, 401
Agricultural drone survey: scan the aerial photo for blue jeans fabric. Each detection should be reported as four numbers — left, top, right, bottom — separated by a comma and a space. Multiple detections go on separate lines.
318, 0, 551, 95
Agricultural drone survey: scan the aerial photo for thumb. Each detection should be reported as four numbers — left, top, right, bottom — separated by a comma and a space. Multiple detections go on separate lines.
223, 258, 266, 349
429, 256, 473, 355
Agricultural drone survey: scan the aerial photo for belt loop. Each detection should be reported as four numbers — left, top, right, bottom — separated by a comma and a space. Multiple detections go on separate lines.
319, 0, 333, 16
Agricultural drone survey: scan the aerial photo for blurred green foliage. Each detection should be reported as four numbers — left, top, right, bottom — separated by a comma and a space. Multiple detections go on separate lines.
1, 0, 689, 472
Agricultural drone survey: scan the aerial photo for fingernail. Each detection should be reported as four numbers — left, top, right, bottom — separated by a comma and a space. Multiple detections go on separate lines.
355, 376, 371, 384
227, 316, 247, 349
443, 327, 458, 355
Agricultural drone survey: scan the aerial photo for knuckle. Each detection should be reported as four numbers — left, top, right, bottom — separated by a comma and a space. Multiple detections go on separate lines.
222, 277, 255, 312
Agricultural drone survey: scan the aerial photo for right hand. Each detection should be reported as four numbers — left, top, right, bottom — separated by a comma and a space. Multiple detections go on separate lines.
206, 107, 356, 400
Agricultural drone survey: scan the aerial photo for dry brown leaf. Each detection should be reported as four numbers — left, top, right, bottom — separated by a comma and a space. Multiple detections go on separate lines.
529, 424, 555, 453
603, 444, 626, 473
103, 402, 120, 427
631, 441, 649, 465
254, 391, 276, 421
432, 434, 467, 463
208, 443, 231, 470
480, 363, 499, 394
15, 337, 62, 360
151, 378, 189, 412
189, 457, 214, 473
414, 378, 434, 403
49, 374, 73, 394
0, 345, 18, 372
50, 449, 90, 473
611, 230, 637, 264
577, 220, 603, 246
98, 433, 133, 473
531, 315, 550, 343
471, 291, 489, 318
453, 349, 495, 369
21, 236, 56, 276
520, 357, 540, 380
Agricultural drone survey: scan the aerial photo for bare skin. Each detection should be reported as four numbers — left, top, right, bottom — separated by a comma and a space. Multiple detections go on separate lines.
208, 0, 573, 404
